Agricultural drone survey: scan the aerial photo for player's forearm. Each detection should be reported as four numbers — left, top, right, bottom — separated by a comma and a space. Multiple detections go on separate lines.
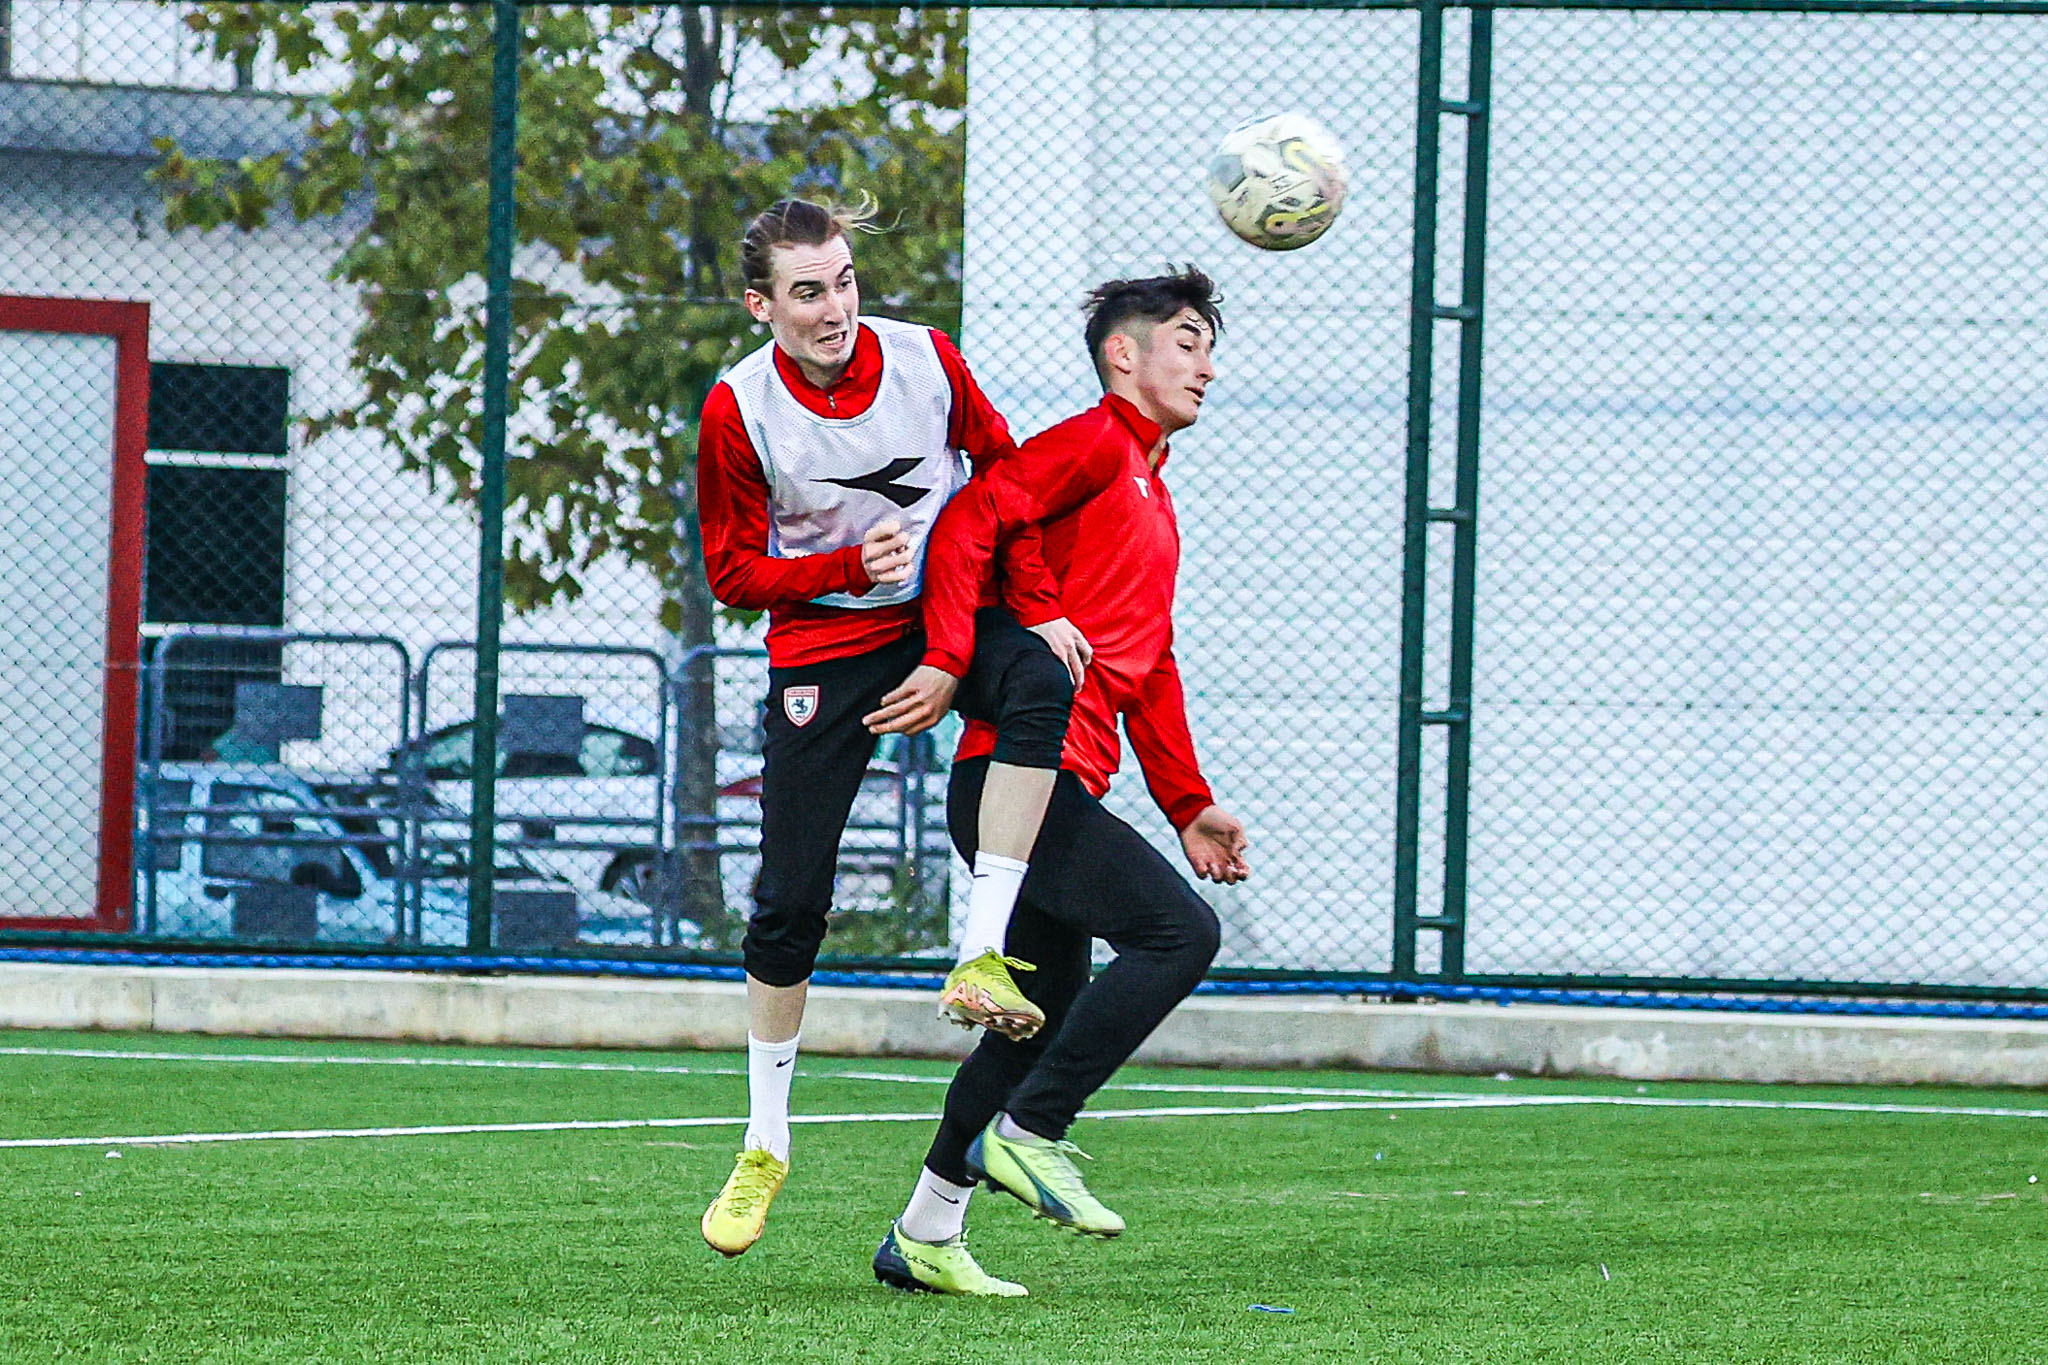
1132, 730, 1215, 831
917, 573, 980, 676
1148, 769, 1217, 833
704, 543, 871, 611
1126, 653, 1216, 830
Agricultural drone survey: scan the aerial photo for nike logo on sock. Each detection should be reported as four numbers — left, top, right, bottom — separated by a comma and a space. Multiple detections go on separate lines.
775, 1058, 793, 1068
937, 1193, 962, 1205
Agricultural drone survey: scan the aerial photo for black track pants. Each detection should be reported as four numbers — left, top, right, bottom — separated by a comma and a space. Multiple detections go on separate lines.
955, 608, 1071, 771
922, 756, 1220, 1184
743, 615, 1072, 987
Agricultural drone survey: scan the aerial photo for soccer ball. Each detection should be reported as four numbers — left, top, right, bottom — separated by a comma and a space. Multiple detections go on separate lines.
1205, 113, 1348, 251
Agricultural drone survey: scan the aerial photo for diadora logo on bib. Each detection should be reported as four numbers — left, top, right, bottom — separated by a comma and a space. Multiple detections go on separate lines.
784, 685, 820, 727
815, 457, 931, 510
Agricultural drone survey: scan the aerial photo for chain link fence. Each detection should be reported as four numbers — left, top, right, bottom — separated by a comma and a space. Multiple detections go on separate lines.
0, 0, 2043, 997
1461, 9, 2048, 991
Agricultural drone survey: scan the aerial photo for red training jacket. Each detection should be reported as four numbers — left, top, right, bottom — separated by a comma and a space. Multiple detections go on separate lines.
923, 394, 1216, 830
696, 323, 1061, 668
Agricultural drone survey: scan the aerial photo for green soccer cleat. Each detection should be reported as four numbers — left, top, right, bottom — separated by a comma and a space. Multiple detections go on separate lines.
940, 951, 1046, 1040
701, 1148, 789, 1257
965, 1120, 1125, 1238
872, 1222, 1028, 1297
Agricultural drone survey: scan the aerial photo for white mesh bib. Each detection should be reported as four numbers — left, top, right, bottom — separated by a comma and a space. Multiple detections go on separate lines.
723, 317, 966, 610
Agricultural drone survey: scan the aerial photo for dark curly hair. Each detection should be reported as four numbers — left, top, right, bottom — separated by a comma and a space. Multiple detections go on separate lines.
1082, 265, 1223, 385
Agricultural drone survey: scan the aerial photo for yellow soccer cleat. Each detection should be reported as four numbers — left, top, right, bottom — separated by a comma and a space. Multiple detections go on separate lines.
873, 1222, 1028, 1297
940, 951, 1046, 1040
701, 1148, 789, 1257
966, 1120, 1125, 1238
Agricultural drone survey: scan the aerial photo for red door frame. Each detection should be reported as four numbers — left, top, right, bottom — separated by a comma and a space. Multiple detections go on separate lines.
0, 294, 151, 933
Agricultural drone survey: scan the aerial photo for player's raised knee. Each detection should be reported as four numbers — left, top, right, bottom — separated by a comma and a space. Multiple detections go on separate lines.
990, 648, 1073, 770
1008, 645, 1074, 719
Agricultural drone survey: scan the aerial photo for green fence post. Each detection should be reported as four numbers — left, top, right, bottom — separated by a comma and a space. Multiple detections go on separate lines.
1393, 0, 1446, 980
1436, 4, 1493, 979
467, 0, 520, 951
1396, 0, 1493, 981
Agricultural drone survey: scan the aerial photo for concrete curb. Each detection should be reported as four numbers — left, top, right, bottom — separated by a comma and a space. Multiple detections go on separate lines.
3, 962, 2046, 1088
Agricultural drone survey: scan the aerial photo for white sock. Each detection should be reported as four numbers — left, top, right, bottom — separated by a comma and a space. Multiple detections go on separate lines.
743, 1032, 800, 1162
957, 852, 1030, 963
898, 1167, 975, 1244
995, 1111, 1046, 1143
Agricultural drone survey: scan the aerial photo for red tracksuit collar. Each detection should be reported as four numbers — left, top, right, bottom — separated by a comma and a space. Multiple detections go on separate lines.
1102, 392, 1170, 470
772, 322, 883, 414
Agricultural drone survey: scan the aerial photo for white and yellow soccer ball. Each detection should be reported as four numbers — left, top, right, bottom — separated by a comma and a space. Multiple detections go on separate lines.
1205, 113, 1348, 251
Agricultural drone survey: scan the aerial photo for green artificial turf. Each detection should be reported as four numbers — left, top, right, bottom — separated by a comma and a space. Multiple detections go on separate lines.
4, 1029, 2046, 1364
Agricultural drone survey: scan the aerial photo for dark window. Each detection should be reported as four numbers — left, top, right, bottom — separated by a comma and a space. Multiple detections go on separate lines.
144, 363, 292, 761
144, 465, 286, 628
147, 363, 289, 456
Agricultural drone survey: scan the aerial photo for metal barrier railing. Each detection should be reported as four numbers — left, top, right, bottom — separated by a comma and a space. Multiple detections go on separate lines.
414, 640, 673, 946
140, 628, 413, 942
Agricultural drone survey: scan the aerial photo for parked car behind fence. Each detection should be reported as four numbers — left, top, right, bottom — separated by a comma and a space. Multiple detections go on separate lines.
135, 635, 957, 954
388, 717, 956, 954
137, 762, 639, 949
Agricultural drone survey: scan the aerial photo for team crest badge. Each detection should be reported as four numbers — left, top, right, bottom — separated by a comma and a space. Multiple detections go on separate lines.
784, 685, 820, 727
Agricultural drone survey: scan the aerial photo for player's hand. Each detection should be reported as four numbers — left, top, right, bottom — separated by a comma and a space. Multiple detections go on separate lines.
862, 520, 914, 585
1181, 805, 1251, 884
863, 665, 960, 736
1028, 616, 1094, 688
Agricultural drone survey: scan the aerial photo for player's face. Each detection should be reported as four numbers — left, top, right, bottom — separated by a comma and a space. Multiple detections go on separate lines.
1132, 308, 1216, 434
746, 237, 860, 384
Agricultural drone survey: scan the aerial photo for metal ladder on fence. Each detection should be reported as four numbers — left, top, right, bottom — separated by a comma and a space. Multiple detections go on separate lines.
1392, 0, 1493, 981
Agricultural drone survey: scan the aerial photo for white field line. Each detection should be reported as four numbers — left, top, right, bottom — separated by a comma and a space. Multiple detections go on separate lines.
10, 1089, 2048, 1153
0, 1111, 939, 1150
8, 1044, 2048, 1124
0, 1046, 749, 1079
1525, 1095, 2048, 1120
0, 1097, 1534, 1151
845, 1072, 1485, 1102
0, 1046, 1482, 1101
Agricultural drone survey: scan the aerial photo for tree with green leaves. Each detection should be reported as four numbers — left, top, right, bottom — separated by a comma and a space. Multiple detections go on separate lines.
152, 2, 968, 940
